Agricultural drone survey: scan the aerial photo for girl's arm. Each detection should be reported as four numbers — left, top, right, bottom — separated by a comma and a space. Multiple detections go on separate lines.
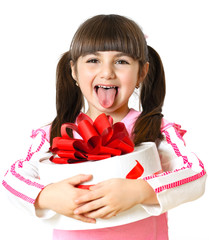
73, 123, 206, 219
34, 174, 96, 223
141, 122, 206, 215
2, 128, 95, 223
2, 128, 50, 217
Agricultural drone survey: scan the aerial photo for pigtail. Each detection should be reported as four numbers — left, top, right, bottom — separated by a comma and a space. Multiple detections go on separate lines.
50, 51, 83, 146
133, 46, 166, 145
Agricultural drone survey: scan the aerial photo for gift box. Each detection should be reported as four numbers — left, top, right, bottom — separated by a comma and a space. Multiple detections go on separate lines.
38, 114, 162, 230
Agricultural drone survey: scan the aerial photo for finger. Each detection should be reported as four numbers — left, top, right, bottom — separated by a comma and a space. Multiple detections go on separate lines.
74, 198, 104, 215
89, 182, 103, 191
66, 174, 93, 186
101, 211, 118, 219
83, 206, 113, 219
73, 214, 96, 224
75, 189, 103, 205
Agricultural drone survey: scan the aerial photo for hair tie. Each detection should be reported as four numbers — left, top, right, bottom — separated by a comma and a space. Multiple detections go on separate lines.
153, 113, 164, 118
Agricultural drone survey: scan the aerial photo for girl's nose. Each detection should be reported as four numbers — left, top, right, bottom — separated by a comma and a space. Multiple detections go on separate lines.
99, 63, 116, 80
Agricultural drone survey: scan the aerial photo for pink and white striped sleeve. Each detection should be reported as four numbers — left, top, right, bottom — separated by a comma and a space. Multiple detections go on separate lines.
142, 122, 207, 215
2, 127, 52, 217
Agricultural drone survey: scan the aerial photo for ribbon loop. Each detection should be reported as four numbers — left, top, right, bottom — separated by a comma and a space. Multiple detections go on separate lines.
93, 113, 113, 145
78, 120, 99, 144
50, 113, 134, 163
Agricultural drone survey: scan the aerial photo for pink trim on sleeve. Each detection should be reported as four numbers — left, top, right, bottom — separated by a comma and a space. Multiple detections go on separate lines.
32, 125, 51, 142
143, 126, 206, 194
2, 128, 49, 204
161, 121, 187, 145
8, 129, 47, 189
10, 162, 44, 189
154, 170, 206, 193
17, 128, 49, 168
2, 180, 35, 204
164, 130, 190, 167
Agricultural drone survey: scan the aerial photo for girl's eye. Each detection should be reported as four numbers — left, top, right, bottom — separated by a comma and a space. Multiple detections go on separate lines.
116, 60, 129, 64
87, 59, 99, 63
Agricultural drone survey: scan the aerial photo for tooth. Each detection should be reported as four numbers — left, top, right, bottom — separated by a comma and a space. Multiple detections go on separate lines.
97, 85, 116, 89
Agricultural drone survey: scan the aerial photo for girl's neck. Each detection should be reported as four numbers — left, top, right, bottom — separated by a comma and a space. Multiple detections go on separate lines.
86, 106, 130, 123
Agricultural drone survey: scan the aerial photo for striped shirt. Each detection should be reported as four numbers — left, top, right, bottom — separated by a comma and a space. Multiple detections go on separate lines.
2, 109, 207, 239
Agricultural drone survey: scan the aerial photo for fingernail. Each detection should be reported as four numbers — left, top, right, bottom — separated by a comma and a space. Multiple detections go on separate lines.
89, 185, 95, 190
89, 219, 96, 224
74, 209, 79, 214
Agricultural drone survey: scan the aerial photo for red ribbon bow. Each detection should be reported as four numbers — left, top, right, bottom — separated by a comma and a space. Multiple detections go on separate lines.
50, 113, 135, 164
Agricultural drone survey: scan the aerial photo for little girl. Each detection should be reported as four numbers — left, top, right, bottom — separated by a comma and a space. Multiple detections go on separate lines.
2, 14, 207, 240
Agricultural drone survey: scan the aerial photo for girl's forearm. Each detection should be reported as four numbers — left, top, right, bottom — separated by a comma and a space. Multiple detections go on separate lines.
34, 186, 50, 210
135, 179, 159, 205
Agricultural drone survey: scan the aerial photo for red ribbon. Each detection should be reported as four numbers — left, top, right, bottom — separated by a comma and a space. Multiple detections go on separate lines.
50, 113, 135, 164
77, 160, 144, 190
126, 160, 144, 179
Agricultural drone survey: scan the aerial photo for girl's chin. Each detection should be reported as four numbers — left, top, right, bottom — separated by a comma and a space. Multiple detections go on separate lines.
89, 102, 129, 116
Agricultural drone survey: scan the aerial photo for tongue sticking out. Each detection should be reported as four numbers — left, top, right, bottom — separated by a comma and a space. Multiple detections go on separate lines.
97, 87, 117, 108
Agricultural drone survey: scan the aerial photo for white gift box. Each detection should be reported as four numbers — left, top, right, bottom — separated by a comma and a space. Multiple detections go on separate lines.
39, 142, 162, 230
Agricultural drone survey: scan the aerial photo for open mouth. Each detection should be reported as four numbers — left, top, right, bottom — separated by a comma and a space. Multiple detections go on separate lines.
95, 85, 118, 92
94, 85, 119, 108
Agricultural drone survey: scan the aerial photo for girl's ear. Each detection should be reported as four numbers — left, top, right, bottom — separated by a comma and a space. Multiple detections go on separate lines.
70, 60, 77, 80
137, 62, 149, 86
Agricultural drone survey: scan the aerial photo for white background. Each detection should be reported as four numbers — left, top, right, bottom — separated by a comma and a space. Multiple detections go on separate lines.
0, 0, 208, 239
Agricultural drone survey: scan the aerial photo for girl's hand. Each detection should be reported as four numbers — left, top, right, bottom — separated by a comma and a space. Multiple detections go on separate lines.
35, 174, 96, 224
74, 178, 158, 219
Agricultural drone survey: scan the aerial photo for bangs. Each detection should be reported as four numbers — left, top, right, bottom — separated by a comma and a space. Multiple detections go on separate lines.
70, 15, 148, 63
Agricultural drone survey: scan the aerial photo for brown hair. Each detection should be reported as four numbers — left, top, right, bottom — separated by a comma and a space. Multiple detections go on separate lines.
50, 14, 166, 146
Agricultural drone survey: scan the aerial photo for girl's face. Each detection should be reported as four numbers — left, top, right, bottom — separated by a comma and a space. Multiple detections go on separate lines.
71, 51, 148, 121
